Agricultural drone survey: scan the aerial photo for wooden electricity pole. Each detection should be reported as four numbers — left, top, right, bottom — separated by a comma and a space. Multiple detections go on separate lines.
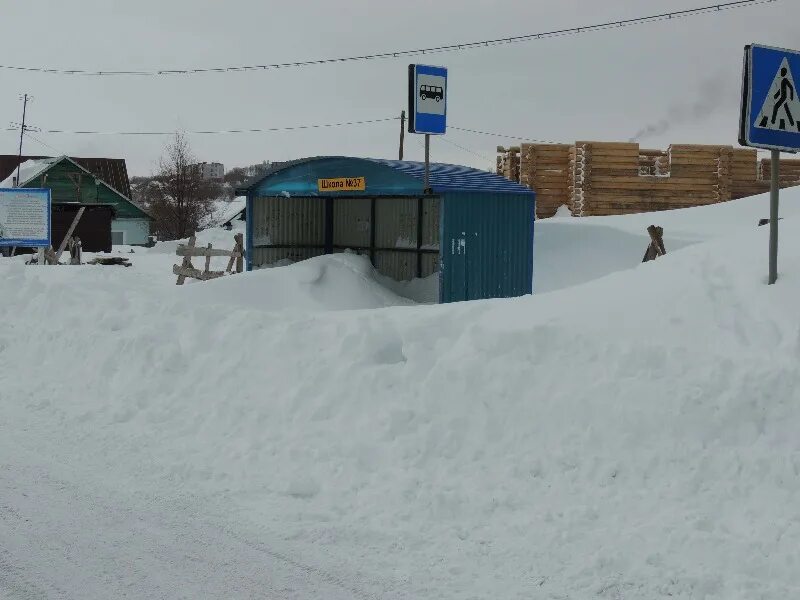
15, 94, 31, 187
399, 110, 406, 160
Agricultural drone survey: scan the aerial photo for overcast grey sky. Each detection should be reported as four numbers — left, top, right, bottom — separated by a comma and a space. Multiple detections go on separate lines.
0, 0, 797, 176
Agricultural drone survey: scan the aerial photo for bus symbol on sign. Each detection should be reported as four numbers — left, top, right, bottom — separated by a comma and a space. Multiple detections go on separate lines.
419, 85, 443, 102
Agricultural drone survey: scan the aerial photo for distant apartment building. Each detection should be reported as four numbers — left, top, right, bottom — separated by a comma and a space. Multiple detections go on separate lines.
191, 162, 224, 180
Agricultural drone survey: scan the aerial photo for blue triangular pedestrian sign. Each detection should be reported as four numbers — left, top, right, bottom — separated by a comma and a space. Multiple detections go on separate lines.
740, 44, 800, 152
754, 58, 800, 133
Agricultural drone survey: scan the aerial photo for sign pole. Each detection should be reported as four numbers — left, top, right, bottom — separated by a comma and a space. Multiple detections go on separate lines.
408, 63, 446, 194
769, 148, 780, 284
424, 134, 430, 193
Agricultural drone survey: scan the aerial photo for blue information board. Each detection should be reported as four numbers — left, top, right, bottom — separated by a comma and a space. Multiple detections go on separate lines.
740, 44, 800, 152
0, 188, 51, 247
408, 64, 447, 135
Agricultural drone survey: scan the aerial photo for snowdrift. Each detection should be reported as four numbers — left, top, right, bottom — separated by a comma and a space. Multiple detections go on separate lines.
535, 190, 800, 292
189, 252, 416, 311
2, 191, 800, 598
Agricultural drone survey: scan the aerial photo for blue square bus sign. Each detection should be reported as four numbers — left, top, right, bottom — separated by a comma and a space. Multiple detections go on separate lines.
740, 44, 800, 153
408, 64, 447, 135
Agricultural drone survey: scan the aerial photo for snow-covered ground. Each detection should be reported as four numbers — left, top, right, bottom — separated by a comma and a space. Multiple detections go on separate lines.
534, 194, 800, 293
2, 189, 800, 598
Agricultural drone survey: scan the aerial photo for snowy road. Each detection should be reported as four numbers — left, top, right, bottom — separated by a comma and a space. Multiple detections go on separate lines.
0, 453, 381, 600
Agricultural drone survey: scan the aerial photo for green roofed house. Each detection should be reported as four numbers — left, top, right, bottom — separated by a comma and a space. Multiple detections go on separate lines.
0, 155, 152, 246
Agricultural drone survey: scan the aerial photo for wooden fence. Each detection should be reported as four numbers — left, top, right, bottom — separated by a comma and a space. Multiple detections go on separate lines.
173, 233, 244, 285
498, 141, 800, 217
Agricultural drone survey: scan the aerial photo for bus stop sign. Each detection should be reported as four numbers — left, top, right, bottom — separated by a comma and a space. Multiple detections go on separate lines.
408, 64, 447, 135
740, 44, 800, 152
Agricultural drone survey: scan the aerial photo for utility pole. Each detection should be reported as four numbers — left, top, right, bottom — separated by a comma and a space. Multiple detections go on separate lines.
399, 110, 406, 160
15, 94, 31, 187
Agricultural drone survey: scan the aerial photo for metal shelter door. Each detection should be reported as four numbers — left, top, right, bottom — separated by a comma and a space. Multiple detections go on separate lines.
442, 229, 469, 302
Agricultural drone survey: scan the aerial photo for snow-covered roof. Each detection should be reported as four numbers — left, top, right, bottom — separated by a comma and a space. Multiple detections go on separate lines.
218, 197, 246, 225
0, 157, 58, 188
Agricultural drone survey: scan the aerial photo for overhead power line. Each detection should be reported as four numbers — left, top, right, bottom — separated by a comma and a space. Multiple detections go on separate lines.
0, 0, 778, 77
23, 131, 64, 154
438, 136, 492, 161
2, 117, 399, 136
449, 126, 559, 144
5, 119, 551, 145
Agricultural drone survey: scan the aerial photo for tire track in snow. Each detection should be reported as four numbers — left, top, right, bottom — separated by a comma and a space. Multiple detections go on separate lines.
0, 459, 380, 599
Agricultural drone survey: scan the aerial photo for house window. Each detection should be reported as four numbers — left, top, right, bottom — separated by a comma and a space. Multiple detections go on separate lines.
111, 231, 125, 245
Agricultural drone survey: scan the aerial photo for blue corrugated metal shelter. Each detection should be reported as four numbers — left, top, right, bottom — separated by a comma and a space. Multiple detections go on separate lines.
235, 157, 535, 303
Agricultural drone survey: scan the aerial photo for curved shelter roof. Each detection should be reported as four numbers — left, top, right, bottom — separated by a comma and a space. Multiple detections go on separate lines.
236, 157, 534, 197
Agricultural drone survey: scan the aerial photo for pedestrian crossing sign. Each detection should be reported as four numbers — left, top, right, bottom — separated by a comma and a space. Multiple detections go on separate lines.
740, 44, 800, 152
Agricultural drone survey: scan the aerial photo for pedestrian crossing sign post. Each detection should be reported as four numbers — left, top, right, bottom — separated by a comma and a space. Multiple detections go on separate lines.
739, 44, 800, 285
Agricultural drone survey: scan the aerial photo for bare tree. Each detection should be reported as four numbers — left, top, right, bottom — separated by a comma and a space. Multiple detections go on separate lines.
142, 133, 217, 240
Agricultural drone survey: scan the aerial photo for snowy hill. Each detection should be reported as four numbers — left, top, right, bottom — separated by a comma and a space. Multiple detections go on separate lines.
2, 189, 800, 598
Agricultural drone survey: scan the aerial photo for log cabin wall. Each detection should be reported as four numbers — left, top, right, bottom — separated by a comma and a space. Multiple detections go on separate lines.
496, 142, 800, 218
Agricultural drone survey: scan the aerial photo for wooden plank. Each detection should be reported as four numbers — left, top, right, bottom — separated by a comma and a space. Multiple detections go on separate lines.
204, 243, 212, 274
172, 264, 225, 281
55, 206, 86, 262
176, 245, 241, 258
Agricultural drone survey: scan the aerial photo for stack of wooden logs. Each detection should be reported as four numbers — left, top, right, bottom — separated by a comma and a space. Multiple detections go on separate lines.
496, 146, 520, 183
497, 142, 800, 217
518, 144, 572, 218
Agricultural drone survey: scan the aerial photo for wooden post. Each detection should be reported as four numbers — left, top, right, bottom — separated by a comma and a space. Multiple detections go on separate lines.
204, 243, 212, 275
225, 233, 244, 273
176, 235, 196, 285
55, 206, 85, 262
69, 237, 82, 265
235, 233, 243, 273
642, 225, 666, 262
44, 245, 58, 265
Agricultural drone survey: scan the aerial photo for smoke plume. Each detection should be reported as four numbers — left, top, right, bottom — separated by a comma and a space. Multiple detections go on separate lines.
628, 74, 737, 142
